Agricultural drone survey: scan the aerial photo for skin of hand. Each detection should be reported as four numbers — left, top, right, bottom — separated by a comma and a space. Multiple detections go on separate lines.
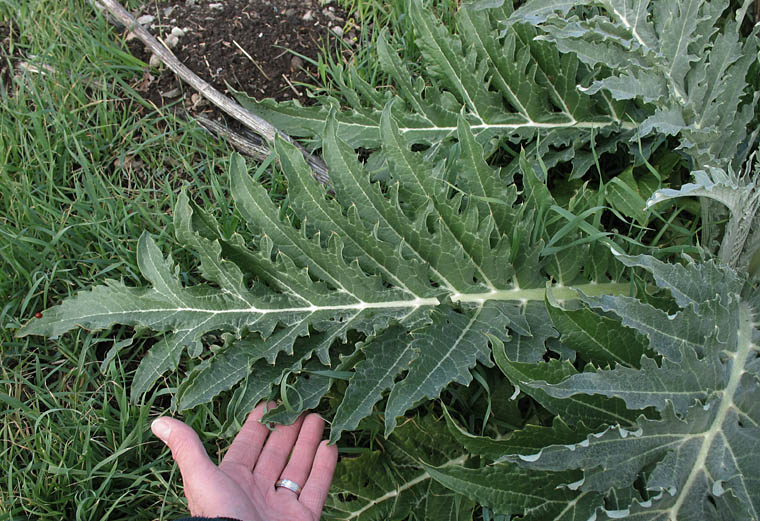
151, 401, 339, 521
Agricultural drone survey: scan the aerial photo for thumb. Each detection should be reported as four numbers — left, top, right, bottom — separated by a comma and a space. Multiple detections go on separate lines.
152, 417, 217, 483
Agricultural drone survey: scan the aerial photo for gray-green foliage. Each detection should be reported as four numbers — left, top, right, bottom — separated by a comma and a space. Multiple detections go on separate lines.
15, 0, 760, 519
239, 0, 757, 176
505, 0, 760, 270
17, 111, 628, 439
428, 255, 760, 521
323, 254, 760, 520
239, 0, 634, 178
503, 0, 759, 170
647, 156, 760, 271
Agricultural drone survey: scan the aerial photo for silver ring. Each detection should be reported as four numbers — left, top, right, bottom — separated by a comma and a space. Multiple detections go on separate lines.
275, 478, 301, 495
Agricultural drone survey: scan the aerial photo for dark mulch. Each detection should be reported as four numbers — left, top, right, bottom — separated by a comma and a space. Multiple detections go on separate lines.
125, 0, 354, 111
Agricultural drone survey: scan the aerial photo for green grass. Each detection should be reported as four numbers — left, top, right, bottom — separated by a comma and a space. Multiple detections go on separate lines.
0, 0, 255, 517
1, 0, 421, 514
3, 335, 168, 519
306, 0, 461, 99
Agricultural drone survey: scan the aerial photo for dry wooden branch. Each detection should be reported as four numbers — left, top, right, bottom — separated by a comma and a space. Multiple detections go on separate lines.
91, 0, 329, 185
193, 114, 271, 162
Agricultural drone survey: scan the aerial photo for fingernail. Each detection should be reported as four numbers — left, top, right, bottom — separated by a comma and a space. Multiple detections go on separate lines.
151, 418, 171, 444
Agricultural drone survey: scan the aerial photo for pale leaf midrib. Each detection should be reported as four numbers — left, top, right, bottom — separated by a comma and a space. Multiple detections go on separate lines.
663, 0, 697, 106
54, 298, 441, 322
324, 119, 636, 134
669, 302, 756, 520
402, 119, 636, 133
609, 4, 651, 51
451, 282, 630, 302
57, 283, 632, 326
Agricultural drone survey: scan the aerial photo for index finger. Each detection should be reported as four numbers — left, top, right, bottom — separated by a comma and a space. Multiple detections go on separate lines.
220, 401, 276, 471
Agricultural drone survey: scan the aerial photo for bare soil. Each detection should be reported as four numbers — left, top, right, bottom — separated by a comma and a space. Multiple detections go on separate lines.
126, 0, 353, 110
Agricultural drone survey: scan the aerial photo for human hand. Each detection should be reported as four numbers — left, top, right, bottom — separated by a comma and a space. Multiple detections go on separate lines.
151, 401, 338, 521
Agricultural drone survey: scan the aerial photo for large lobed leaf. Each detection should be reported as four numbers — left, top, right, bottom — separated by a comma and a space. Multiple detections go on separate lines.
239, 0, 757, 184
238, 0, 635, 179
428, 254, 760, 521
508, 0, 760, 271
323, 414, 475, 521
646, 158, 760, 270
17, 111, 627, 439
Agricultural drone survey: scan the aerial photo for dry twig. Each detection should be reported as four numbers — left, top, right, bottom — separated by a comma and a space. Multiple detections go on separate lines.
193, 114, 271, 162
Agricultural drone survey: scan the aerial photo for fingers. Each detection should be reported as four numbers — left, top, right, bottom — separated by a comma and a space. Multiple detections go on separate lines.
273, 414, 326, 496
299, 440, 339, 517
253, 414, 306, 485
220, 401, 276, 471
151, 417, 217, 491
151, 406, 339, 520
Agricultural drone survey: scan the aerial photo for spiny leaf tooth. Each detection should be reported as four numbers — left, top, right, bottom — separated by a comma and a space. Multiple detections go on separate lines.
384, 303, 508, 435
532, 350, 719, 416
581, 293, 711, 362
176, 338, 259, 410
605, 253, 744, 307
131, 334, 185, 402
331, 327, 418, 442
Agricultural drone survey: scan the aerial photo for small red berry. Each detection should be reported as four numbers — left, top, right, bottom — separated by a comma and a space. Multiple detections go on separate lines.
35, 312, 43, 319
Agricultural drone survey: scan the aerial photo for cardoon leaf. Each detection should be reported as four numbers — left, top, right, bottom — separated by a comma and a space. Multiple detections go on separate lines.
580, 293, 716, 362
330, 326, 417, 442
441, 404, 586, 461
532, 349, 720, 416
423, 462, 601, 520
507, 0, 590, 26
234, 0, 633, 179
493, 336, 642, 428
420, 480, 475, 521
511, 258, 760, 520
263, 367, 332, 424
14, 1, 760, 518
384, 304, 508, 435
608, 253, 743, 307
323, 415, 470, 521
646, 163, 760, 269
176, 339, 261, 411
132, 334, 184, 402
501, 301, 558, 363
515, 0, 758, 171
545, 287, 647, 367
20, 106, 629, 430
